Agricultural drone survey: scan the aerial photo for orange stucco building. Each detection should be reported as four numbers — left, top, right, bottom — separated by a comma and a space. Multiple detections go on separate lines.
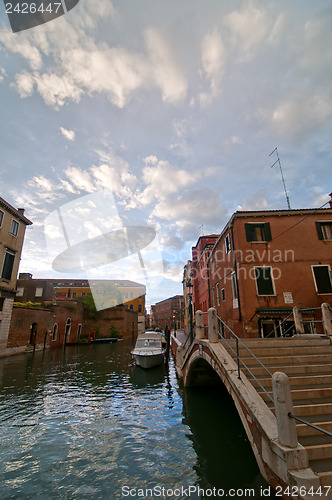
207, 207, 332, 338
0, 198, 32, 352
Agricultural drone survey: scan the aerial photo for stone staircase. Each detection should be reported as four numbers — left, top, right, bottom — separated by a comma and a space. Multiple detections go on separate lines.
221, 335, 332, 487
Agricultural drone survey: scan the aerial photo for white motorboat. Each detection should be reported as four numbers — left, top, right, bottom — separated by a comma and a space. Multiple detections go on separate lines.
131, 332, 166, 369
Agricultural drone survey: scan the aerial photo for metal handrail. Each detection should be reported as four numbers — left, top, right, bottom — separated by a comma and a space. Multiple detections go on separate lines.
216, 314, 274, 404
216, 313, 332, 440
289, 413, 332, 439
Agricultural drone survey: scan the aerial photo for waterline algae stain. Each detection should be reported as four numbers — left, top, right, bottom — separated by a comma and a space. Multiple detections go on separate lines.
0, 342, 270, 499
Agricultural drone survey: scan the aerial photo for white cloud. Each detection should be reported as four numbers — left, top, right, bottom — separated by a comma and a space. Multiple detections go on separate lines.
29, 175, 53, 192
12, 71, 35, 97
0, 28, 43, 70
199, 30, 226, 104
0, 67, 6, 82
144, 28, 187, 103
272, 93, 332, 139
224, 4, 269, 60
138, 158, 196, 206
60, 127, 75, 141
64, 166, 96, 193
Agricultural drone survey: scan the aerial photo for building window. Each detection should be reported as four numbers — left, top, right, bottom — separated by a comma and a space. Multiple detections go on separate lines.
72, 292, 77, 298
245, 223, 272, 242
216, 284, 220, 306
312, 266, 332, 294
0, 210, 3, 227
255, 267, 275, 296
138, 304, 142, 313
10, 220, 19, 237
1, 249, 15, 281
221, 288, 225, 301
16, 287, 24, 297
81, 293, 86, 298
225, 234, 231, 254
52, 323, 58, 341
77, 324, 82, 338
35, 287, 43, 297
316, 221, 332, 240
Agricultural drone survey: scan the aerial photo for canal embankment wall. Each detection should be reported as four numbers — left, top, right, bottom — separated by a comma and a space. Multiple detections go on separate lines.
1, 301, 138, 357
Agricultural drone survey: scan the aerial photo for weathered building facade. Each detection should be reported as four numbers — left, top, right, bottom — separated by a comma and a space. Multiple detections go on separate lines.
0, 198, 32, 353
152, 295, 184, 331
207, 207, 332, 338
7, 300, 138, 352
16, 276, 146, 334
191, 235, 218, 323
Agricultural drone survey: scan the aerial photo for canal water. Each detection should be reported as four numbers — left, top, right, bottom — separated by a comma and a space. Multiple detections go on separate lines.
0, 341, 272, 499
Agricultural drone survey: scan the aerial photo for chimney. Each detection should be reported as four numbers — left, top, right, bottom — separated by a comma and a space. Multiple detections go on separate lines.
17, 208, 25, 216
329, 193, 332, 209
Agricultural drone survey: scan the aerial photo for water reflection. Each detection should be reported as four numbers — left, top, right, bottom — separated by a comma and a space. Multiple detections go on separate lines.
182, 385, 276, 499
0, 341, 271, 499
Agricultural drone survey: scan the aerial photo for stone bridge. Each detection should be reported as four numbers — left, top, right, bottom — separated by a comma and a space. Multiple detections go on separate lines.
171, 306, 332, 500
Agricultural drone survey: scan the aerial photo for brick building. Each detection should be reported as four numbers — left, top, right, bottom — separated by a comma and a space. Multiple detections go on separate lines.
16, 275, 146, 334
191, 235, 218, 313
0, 198, 32, 352
207, 206, 332, 338
8, 301, 138, 352
151, 295, 184, 331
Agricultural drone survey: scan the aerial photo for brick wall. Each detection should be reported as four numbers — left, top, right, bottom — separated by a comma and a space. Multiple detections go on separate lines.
84, 306, 138, 341
8, 306, 52, 348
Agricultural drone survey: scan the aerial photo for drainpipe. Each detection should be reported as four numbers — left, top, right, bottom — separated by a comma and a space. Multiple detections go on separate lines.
230, 224, 242, 322
207, 254, 211, 309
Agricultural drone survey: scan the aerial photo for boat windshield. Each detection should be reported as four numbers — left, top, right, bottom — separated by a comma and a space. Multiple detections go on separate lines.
136, 339, 161, 348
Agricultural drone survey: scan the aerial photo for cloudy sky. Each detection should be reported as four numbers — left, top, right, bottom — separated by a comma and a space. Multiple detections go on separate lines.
0, 0, 331, 308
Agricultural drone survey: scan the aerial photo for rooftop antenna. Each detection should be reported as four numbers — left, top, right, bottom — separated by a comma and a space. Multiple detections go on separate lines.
199, 224, 205, 235
269, 147, 291, 209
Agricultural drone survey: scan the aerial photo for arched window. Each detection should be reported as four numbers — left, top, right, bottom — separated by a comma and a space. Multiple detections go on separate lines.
52, 323, 58, 341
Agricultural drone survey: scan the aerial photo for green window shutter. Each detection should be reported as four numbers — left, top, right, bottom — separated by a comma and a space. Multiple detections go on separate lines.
245, 223, 253, 242
313, 266, 332, 293
263, 223, 272, 241
255, 267, 274, 295
1, 252, 15, 281
315, 222, 324, 240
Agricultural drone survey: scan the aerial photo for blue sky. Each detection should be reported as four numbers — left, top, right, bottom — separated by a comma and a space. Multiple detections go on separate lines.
0, 0, 331, 309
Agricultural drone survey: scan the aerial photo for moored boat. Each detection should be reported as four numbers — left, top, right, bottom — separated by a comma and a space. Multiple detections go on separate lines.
131, 332, 166, 369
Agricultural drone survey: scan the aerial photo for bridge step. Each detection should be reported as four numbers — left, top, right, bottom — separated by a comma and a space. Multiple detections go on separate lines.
306, 444, 332, 461
218, 335, 332, 479
243, 363, 332, 377
238, 354, 332, 366
248, 374, 332, 389
220, 337, 330, 347
234, 345, 331, 357
259, 387, 332, 402
318, 471, 332, 486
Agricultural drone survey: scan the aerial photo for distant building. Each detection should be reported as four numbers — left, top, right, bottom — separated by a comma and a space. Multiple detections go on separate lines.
16, 276, 146, 334
0, 198, 32, 351
151, 295, 184, 331
182, 260, 193, 336
207, 206, 332, 338
191, 235, 218, 325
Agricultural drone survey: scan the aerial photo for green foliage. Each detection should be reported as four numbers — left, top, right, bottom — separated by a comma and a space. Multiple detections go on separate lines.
110, 324, 119, 338
14, 301, 43, 308
82, 293, 97, 319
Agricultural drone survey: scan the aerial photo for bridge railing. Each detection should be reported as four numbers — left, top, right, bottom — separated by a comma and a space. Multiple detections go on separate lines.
212, 311, 274, 404
202, 308, 332, 442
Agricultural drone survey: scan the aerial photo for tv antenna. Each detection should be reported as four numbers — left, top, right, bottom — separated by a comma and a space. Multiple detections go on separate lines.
269, 147, 291, 209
